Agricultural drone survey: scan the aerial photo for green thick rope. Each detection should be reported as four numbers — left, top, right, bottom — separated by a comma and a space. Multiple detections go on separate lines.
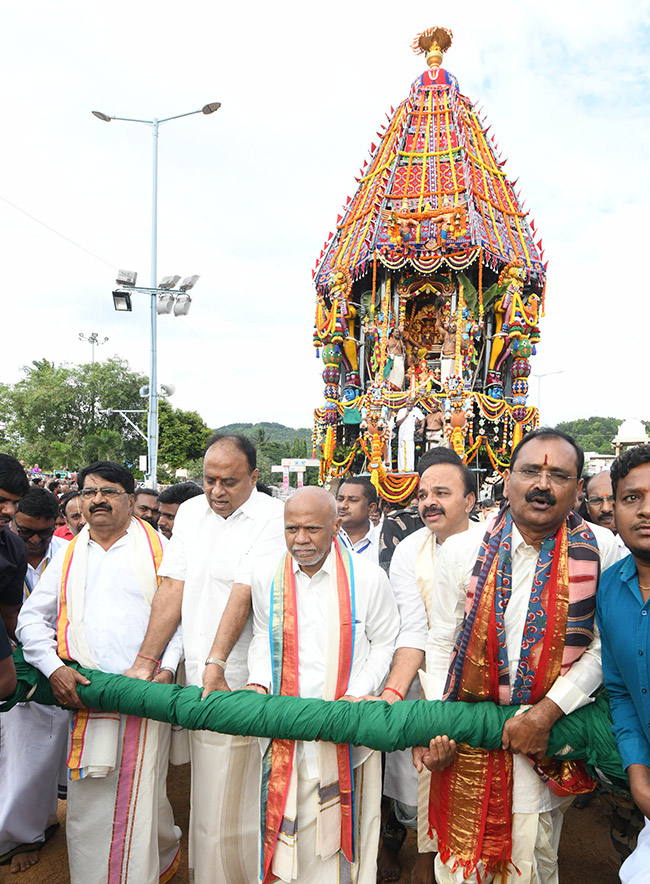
1, 648, 627, 790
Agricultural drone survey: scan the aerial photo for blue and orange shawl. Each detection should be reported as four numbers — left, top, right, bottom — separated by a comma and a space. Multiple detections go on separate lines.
260, 538, 357, 884
429, 507, 600, 879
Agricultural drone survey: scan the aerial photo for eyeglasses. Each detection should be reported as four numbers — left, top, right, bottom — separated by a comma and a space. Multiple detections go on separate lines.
512, 468, 578, 487
79, 487, 128, 499
12, 519, 55, 541
586, 495, 615, 507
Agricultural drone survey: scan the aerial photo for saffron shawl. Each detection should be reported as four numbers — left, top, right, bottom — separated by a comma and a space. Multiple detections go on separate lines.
56, 518, 163, 780
429, 507, 600, 879
260, 538, 356, 884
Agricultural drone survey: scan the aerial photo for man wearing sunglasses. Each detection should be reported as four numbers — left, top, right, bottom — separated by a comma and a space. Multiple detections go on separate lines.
416, 428, 620, 884
17, 461, 182, 884
0, 488, 69, 873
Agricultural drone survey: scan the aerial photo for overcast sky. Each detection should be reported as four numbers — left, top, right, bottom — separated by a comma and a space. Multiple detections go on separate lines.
1, 1, 649, 432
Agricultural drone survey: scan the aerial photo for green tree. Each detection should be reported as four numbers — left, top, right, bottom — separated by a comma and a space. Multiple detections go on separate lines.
554, 417, 623, 455
158, 399, 212, 470
82, 429, 124, 463
3, 357, 148, 469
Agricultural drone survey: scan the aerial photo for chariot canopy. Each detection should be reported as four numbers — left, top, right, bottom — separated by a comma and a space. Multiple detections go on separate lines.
312, 28, 545, 497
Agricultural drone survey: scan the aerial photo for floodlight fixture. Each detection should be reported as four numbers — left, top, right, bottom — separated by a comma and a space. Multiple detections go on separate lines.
179, 275, 200, 291
112, 290, 133, 312
92, 110, 112, 122
160, 383, 175, 397
202, 102, 222, 115
156, 293, 174, 315
158, 275, 181, 290
173, 294, 192, 316
116, 269, 137, 287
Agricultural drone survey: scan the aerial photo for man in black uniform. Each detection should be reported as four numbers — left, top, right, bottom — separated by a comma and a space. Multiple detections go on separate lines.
0, 454, 29, 640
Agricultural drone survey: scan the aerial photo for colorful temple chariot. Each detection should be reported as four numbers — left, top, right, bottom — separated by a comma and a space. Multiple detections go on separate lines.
312, 27, 546, 498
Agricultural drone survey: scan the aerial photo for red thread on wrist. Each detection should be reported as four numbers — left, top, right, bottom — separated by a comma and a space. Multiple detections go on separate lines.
137, 653, 161, 675
383, 686, 404, 701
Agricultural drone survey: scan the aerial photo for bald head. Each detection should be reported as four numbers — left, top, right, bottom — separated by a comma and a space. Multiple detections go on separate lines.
286, 487, 337, 521
284, 487, 341, 576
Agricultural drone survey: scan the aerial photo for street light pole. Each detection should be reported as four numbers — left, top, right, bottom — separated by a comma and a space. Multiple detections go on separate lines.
532, 370, 565, 420
149, 118, 160, 488
93, 102, 221, 488
79, 332, 109, 364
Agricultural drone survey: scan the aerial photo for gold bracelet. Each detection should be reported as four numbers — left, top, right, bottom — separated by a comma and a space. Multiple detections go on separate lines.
205, 657, 227, 670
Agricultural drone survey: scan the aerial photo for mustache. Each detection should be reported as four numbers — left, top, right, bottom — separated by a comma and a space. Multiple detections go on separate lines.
525, 488, 557, 506
89, 503, 112, 513
423, 506, 446, 517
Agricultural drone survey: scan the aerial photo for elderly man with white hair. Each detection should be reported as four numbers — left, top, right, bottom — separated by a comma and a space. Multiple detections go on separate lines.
247, 487, 399, 883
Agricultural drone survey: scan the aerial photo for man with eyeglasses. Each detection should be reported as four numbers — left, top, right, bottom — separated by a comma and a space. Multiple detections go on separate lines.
0, 488, 69, 873
17, 461, 182, 884
415, 428, 620, 884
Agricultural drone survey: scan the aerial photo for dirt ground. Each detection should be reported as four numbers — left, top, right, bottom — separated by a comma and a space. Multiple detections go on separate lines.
2, 763, 623, 883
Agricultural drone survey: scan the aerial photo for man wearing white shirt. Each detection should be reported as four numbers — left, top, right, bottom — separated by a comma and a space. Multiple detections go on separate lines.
415, 430, 619, 884
247, 486, 398, 883
395, 398, 425, 472
17, 461, 182, 884
126, 433, 285, 884
0, 488, 69, 873
336, 477, 380, 563
376, 450, 478, 884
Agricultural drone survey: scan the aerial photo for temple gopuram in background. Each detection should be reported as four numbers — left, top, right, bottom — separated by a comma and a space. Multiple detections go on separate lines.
312, 27, 546, 501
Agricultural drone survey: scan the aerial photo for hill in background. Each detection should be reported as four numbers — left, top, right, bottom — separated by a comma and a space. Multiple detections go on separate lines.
214, 422, 312, 444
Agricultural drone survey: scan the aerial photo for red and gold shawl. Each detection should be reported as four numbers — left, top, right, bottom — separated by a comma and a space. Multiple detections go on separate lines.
429, 508, 600, 879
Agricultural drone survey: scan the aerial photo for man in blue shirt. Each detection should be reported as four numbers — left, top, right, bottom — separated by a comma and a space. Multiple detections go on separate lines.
598, 443, 650, 882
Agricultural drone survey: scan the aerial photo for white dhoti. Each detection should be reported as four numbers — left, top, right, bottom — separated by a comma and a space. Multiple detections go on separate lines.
397, 438, 415, 473
188, 729, 261, 884
66, 715, 180, 884
620, 816, 650, 884
435, 802, 571, 884
67, 714, 180, 883
0, 703, 69, 855
387, 354, 405, 390
280, 751, 381, 884
440, 356, 455, 385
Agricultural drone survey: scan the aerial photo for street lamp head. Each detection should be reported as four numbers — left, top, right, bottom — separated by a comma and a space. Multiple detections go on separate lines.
112, 290, 133, 312
116, 269, 137, 287
179, 274, 199, 292
202, 102, 221, 115
92, 111, 112, 122
173, 294, 192, 316
156, 293, 174, 315
158, 275, 181, 290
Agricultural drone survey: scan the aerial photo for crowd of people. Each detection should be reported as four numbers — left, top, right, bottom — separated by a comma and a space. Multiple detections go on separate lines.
0, 429, 648, 884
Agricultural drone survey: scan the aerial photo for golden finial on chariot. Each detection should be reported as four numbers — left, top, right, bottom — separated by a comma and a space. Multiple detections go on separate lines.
411, 26, 453, 69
